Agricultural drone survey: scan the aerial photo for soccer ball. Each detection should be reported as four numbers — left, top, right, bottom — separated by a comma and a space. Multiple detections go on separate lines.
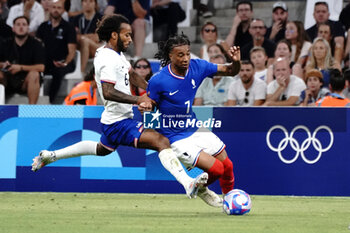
223, 189, 252, 215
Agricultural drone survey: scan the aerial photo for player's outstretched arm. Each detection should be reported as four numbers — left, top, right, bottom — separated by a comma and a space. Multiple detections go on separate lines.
102, 82, 139, 104
216, 46, 241, 77
129, 68, 148, 90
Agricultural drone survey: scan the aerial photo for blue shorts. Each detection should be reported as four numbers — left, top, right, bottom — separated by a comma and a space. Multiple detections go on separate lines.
100, 118, 144, 151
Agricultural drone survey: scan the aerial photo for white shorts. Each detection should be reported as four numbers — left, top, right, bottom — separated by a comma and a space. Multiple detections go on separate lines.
171, 128, 226, 170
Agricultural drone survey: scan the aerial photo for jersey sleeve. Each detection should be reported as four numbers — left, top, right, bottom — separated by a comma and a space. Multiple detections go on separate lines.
147, 75, 161, 103
192, 59, 218, 82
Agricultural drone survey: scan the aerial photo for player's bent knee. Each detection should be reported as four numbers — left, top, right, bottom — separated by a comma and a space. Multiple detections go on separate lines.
96, 143, 112, 156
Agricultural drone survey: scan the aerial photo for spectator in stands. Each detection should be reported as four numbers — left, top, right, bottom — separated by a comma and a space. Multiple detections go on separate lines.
104, 0, 150, 59
41, 0, 69, 21
193, 54, 234, 106
241, 19, 276, 61
264, 57, 306, 106
68, 0, 107, 18
250, 46, 267, 81
285, 21, 311, 68
6, 0, 45, 34
317, 23, 335, 55
41, 0, 51, 21
64, 67, 97, 105
70, 0, 102, 75
226, 60, 266, 106
199, 21, 227, 61
339, 2, 350, 31
305, 37, 341, 88
36, 0, 77, 104
306, 1, 344, 65
207, 43, 231, 62
299, 69, 329, 106
225, 0, 253, 49
193, 0, 213, 18
343, 69, 350, 99
266, 39, 304, 83
0, 16, 45, 104
130, 58, 152, 96
266, 1, 288, 43
316, 69, 350, 106
0, 0, 9, 20
0, 5, 12, 40
151, 0, 186, 42
344, 32, 350, 68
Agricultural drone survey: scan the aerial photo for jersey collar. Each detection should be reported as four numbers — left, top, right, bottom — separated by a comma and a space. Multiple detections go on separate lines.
167, 64, 188, 80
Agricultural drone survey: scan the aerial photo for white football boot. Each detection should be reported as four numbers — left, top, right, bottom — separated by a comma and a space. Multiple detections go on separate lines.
31, 150, 56, 172
197, 187, 223, 207
186, 172, 208, 199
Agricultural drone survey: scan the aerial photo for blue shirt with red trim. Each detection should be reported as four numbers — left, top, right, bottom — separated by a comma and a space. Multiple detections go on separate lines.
147, 59, 217, 143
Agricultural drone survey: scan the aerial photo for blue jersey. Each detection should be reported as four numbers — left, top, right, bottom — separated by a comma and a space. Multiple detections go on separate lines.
147, 59, 217, 143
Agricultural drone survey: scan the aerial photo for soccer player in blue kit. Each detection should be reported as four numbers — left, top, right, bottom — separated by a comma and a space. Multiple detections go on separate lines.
31, 14, 208, 199
146, 34, 241, 207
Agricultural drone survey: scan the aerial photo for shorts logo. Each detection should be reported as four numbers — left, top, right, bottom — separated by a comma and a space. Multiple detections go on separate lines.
143, 110, 162, 129
266, 125, 334, 164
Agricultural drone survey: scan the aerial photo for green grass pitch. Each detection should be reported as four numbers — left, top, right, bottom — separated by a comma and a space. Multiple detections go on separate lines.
1, 192, 349, 233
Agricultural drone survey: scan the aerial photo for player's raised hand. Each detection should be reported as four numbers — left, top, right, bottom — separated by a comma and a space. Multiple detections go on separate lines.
228, 46, 241, 62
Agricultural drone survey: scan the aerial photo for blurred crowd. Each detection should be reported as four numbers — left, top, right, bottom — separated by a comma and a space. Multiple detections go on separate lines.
0, 0, 350, 107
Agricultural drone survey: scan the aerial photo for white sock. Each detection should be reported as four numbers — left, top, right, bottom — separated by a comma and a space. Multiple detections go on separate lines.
158, 148, 192, 188
53, 141, 98, 161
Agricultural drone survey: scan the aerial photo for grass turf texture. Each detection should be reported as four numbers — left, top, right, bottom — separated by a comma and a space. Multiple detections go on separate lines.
1, 192, 349, 233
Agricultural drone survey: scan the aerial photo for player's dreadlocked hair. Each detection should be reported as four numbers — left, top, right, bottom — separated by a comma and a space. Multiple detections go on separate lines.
155, 33, 191, 67
96, 14, 129, 42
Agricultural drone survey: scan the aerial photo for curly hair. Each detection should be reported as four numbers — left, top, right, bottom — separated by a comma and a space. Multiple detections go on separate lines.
96, 14, 129, 42
155, 33, 191, 67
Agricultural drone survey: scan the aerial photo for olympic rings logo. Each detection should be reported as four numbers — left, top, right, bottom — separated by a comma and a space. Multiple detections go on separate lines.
266, 125, 333, 164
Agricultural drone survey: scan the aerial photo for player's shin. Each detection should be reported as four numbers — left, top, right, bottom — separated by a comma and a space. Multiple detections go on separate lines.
206, 159, 224, 185
53, 141, 98, 161
158, 148, 192, 187
219, 156, 234, 194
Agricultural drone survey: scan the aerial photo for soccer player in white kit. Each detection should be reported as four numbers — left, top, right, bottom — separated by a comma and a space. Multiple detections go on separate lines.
31, 14, 208, 199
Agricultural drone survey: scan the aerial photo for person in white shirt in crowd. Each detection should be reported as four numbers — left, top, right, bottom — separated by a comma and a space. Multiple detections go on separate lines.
249, 46, 267, 81
264, 57, 306, 106
226, 60, 266, 106
193, 54, 235, 106
6, 0, 44, 34
299, 69, 330, 106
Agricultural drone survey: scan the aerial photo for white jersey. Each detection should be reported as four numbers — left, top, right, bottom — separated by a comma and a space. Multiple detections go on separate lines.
94, 46, 133, 124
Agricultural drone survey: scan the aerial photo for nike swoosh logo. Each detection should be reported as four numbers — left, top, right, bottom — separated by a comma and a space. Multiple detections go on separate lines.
169, 90, 179, 96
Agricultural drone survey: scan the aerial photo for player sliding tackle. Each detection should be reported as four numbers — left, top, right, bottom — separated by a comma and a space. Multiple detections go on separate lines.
142, 34, 241, 207
31, 14, 208, 199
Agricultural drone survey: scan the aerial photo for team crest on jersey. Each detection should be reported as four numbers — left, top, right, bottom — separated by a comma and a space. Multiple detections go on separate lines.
191, 79, 196, 89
